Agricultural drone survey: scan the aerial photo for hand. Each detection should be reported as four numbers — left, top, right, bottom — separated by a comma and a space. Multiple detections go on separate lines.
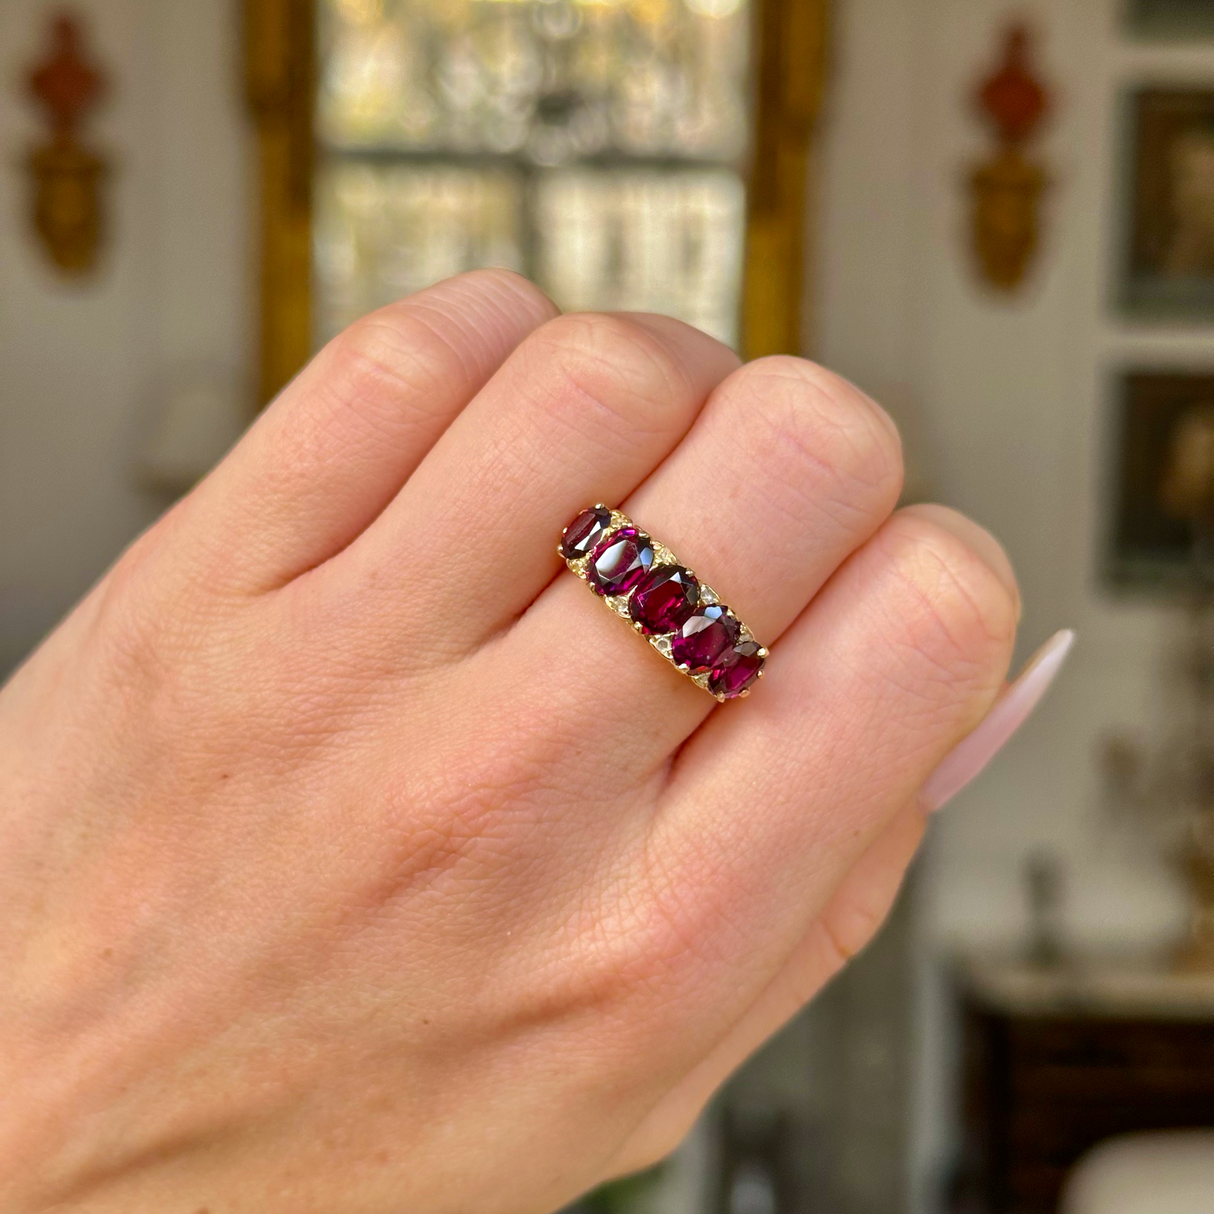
0, 272, 1018, 1214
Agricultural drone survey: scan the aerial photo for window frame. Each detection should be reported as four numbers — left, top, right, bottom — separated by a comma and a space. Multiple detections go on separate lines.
244, 0, 829, 405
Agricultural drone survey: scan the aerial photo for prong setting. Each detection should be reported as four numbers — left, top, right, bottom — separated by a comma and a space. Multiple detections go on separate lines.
560, 506, 768, 701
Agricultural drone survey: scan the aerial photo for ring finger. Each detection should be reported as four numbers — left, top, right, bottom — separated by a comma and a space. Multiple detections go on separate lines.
495, 356, 906, 755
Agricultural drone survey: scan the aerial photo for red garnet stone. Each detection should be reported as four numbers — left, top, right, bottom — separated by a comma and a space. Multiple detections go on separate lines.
561, 506, 612, 561
630, 565, 700, 635
587, 527, 655, 596
670, 605, 739, 673
708, 641, 765, 700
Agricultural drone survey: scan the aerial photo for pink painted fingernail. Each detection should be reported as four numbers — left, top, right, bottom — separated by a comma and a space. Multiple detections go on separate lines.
920, 630, 1075, 812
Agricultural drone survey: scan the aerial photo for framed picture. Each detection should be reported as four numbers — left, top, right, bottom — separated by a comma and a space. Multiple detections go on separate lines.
1127, 0, 1214, 38
1108, 371, 1214, 588
1122, 88, 1214, 317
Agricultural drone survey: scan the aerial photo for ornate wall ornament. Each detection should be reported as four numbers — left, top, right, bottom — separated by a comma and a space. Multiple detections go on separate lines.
26, 13, 109, 276
969, 24, 1051, 292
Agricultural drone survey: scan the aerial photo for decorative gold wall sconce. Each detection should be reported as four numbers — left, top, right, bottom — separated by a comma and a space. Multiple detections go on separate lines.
970, 23, 1052, 292
25, 12, 109, 276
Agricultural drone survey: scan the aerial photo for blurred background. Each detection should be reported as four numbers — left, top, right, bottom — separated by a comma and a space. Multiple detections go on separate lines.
2, 1, 1213, 1211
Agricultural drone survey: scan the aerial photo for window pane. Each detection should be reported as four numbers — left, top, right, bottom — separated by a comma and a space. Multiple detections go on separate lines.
535, 168, 745, 345
314, 0, 754, 349
319, 0, 751, 164
314, 161, 525, 341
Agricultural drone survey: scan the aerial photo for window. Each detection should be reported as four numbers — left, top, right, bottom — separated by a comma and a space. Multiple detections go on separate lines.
246, 0, 825, 402
314, 0, 752, 347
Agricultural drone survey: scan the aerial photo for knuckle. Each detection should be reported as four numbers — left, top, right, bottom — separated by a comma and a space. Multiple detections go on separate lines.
878, 514, 1019, 685
441, 267, 557, 320
733, 357, 904, 506
294, 304, 480, 466
323, 270, 557, 420
529, 312, 696, 427
326, 309, 454, 407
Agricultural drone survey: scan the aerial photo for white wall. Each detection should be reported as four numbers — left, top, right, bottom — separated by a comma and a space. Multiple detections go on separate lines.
815, 0, 1214, 1205
817, 0, 1207, 957
0, 0, 252, 675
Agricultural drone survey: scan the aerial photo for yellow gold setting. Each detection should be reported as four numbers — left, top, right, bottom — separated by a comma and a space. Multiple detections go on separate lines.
560, 505, 768, 702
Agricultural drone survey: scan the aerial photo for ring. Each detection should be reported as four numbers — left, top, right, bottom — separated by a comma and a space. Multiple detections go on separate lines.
560, 506, 768, 702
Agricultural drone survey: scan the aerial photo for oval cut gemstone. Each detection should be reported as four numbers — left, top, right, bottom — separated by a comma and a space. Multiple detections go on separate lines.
708, 641, 765, 700
561, 506, 612, 561
629, 565, 700, 635
670, 605, 739, 673
587, 527, 655, 596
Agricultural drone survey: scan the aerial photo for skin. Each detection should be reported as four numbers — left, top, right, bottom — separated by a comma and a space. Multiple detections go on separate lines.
0, 271, 1019, 1214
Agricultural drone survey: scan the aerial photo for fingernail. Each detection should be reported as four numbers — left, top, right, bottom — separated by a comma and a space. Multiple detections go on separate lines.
920, 630, 1075, 812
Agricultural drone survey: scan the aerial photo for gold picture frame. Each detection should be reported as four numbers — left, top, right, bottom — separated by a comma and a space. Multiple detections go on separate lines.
1122, 87, 1214, 319
1108, 370, 1214, 589
245, 0, 830, 406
